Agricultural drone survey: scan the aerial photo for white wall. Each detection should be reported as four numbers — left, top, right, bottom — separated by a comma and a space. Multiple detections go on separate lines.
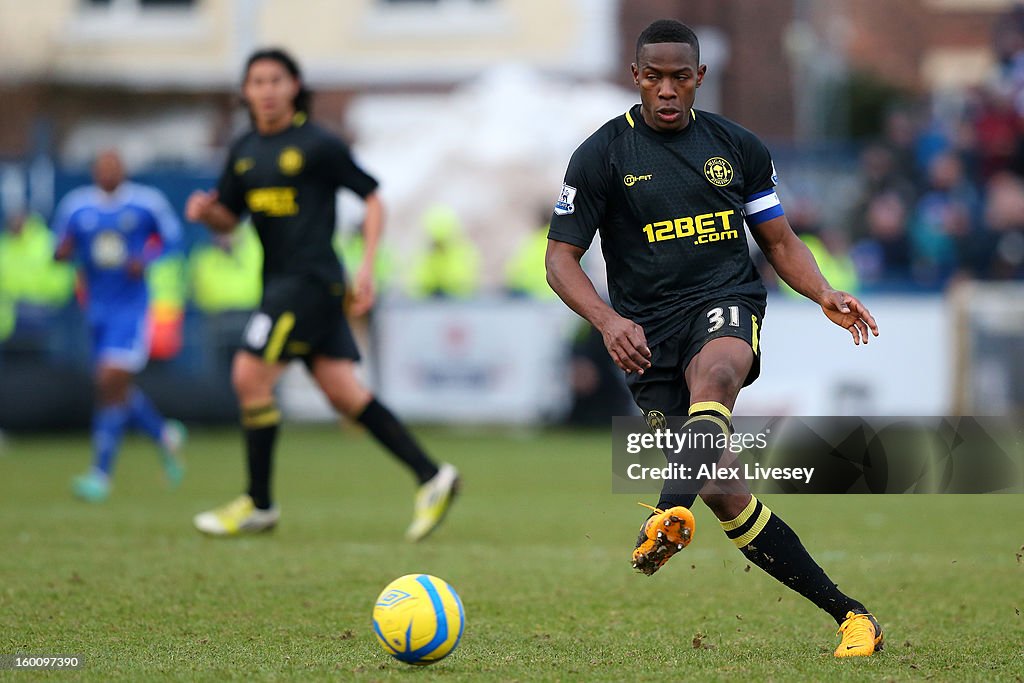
276, 295, 950, 424
737, 295, 951, 416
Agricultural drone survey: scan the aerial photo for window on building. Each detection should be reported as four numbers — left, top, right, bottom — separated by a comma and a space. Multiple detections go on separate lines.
369, 0, 505, 37
84, 0, 196, 7
380, 0, 492, 4
70, 0, 203, 43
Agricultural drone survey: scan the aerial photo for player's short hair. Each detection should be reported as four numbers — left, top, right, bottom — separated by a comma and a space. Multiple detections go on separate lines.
636, 19, 700, 64
243, 47, 312, 115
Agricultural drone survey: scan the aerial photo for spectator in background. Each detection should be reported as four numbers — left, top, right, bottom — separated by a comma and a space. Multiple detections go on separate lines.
0, 292, 12, 343
188, 222, 263, 315
949, 105, 983, 186
992, 4, 1024, 105
778, 199, 859, 298
564, 320, 636, 426
0, 211, 76, 304
408, 204, 480, 299
53, 149, 187, 502
850, 191, 914, 289
991, 4, 1024, 179
846, 142, 917, 243
972, 84, 1020, 181
977, 172, 1024, 279
910, 151, 981, 287
505, 208, 558, 299
187, 223, 263, 371
880, 107, 923, 189
0, 209, 74, 350
146, 250, 187, 362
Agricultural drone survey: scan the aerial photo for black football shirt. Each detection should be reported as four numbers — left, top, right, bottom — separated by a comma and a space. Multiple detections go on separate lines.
216, 114, 379, 287
549, 105, 783, 346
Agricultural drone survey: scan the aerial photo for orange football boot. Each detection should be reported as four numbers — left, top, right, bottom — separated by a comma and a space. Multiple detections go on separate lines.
631, 503, 695, 576
834, 611, 884, 657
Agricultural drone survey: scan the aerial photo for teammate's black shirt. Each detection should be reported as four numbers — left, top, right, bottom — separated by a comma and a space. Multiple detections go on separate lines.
549, 105, 781, 346
217, 114, 378, 287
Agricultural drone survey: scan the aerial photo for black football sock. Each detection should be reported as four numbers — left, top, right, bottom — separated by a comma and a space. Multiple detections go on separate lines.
722, 495, 866, 624
242, 403, 281, 510
655, 402, 732, 512
357, 398, 439, 484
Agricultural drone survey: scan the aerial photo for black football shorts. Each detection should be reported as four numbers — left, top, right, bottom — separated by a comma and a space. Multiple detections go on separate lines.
241, 275, 360, 365
625, 298, 764, 419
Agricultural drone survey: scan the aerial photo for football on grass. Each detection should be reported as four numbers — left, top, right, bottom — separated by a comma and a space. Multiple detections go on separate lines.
372, 574, 464, 665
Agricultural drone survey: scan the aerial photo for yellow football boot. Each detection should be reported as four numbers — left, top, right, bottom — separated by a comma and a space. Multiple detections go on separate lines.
405, 463, 460, 542
834, 610, 884, 657
631, 504, 695, 575
193, 495, 279, 536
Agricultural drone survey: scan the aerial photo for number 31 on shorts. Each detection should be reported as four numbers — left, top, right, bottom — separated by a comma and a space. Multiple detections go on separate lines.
706, 305, 759, 354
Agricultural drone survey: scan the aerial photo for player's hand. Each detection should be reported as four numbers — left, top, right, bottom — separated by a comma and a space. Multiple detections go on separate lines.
348, 264, 375, 317
54, 236, 74, 262
185, 190, 219, 223
598, 314, 652, 374
125, 259, 145, 279
821, 290, 879, 345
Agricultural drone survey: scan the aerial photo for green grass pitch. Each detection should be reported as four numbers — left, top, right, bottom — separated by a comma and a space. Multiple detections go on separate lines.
2, 425, 1022, 681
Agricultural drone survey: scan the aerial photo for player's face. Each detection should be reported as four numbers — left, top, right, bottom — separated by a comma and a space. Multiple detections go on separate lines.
243, 59, 300, 130
632, 42, 706, 133
92, 151, 125, 193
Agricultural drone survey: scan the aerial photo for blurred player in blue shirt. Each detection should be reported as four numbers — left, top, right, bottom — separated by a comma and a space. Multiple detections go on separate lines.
54, 150, 187, 502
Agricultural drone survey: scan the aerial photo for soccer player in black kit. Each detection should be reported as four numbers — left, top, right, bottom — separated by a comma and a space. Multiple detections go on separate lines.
546, 21, 883, 657
186, 48, 458, 542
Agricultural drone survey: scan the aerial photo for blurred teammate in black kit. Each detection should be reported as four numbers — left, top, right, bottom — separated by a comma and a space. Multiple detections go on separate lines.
186, 48, 458, 542
545, 20, 884, 657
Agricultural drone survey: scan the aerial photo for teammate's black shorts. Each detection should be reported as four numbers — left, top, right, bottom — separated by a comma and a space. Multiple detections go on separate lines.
241, 274, 360, 365
625, 298, 764, 418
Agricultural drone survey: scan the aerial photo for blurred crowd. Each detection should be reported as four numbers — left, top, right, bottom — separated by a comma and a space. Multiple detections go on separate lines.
6, 10, 1024, 352
0, 197, 561, 358
761, 7, 1024, 295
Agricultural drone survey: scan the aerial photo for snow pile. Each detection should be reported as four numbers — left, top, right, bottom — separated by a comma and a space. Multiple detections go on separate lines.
342, 64, 635, 290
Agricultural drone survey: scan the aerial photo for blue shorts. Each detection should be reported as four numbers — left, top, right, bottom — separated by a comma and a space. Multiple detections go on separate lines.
90, 311, 150, 372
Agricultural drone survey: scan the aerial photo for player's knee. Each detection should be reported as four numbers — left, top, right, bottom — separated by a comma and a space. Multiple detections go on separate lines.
98, 383, 128, 406
96, 368, 131, 405
232, 360, 271, 403
696, 362, 744, 399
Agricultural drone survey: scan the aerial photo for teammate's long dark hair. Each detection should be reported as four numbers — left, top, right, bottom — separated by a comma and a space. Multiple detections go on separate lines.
243, 47, 312, 117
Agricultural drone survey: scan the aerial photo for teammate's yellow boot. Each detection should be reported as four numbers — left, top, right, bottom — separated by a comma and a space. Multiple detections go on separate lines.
631, 504, 695, 575
405, 463, 460, 542
193, 495, 279, 536
834, 610, 884, 657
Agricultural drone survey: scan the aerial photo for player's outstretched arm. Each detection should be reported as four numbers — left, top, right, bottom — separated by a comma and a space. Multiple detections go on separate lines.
751, 215, 878, 345
185, 190, 239, 235
545, 239, 652, 374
